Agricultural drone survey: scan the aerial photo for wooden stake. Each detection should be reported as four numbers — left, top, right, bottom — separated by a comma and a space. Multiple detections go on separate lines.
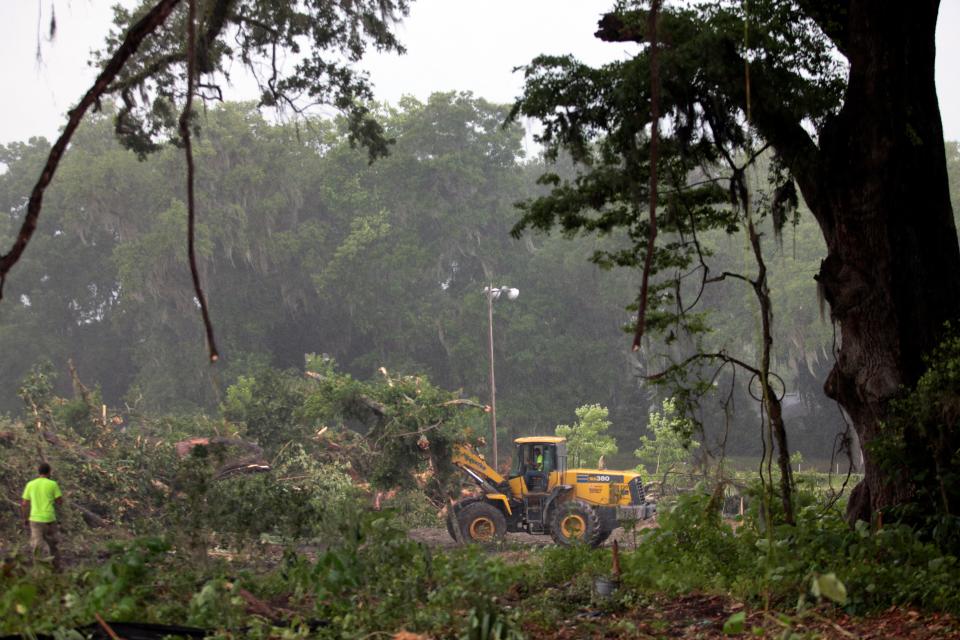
611, 540, 621, 579
94, 613, 124, 640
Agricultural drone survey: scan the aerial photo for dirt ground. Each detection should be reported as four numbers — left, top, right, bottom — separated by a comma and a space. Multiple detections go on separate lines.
520, 593, 960, 640
408, 524, 654, 549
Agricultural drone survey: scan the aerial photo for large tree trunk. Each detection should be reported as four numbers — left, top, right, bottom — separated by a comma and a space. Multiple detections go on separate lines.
807, 0, 960, 522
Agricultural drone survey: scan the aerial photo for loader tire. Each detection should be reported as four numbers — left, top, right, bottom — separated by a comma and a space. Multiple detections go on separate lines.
550, 500, 602, 547
447, 497, 482, 541
456, 501, 507, 544
445, 510, 458, 541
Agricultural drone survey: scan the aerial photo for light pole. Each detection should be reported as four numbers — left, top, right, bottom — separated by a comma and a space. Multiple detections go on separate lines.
484, 284, 519, 471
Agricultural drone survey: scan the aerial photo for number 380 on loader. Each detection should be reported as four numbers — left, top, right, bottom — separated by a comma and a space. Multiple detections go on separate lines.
448, 436, 656, 547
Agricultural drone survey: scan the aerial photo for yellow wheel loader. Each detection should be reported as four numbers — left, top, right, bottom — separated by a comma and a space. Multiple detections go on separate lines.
448, 436, 655, 547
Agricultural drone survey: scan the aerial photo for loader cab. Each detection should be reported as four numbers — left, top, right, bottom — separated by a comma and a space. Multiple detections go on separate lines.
509, 437, 567, 494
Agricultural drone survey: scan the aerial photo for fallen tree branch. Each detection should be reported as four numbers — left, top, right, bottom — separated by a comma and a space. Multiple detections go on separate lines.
439, 399, 487, 410
74, 501, 110, 528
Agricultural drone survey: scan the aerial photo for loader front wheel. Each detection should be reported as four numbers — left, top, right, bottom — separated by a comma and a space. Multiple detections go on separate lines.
550, 500, 602, 547
447, 498, 481, 541
457, 501, 507, 544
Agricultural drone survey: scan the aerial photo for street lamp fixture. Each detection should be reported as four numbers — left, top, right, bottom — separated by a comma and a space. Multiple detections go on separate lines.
484, 285, 519, 470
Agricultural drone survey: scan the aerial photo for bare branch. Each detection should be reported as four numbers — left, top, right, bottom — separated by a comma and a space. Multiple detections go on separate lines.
197, 82, 224, 102
646, 351, 762, 380
705, 271, 753, 286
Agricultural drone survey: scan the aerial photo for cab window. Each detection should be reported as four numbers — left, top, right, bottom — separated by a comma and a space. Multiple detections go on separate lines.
510, 443, 556, 476
542, 446, 556, 474
510, 444, 530, 476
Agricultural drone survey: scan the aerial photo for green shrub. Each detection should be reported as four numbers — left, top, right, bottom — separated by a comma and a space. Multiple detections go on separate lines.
618, 485, 960, 614
623, 491, 745, 593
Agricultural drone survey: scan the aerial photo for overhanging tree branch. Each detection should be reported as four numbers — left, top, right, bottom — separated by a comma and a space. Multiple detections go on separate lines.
595, 6, 825, 224
106, 51, 184, 93
0, 0, 182, 299
179, 0, 219, 362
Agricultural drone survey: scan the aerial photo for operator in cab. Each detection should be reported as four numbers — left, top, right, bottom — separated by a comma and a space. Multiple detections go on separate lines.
525, 447, 546, 491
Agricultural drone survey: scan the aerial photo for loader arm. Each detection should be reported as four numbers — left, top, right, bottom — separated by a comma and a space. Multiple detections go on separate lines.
452, 443, 506, 492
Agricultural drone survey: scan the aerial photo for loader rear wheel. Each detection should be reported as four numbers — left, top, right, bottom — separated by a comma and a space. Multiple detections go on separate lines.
550, 500, 602, 547
457, 501, 507, 544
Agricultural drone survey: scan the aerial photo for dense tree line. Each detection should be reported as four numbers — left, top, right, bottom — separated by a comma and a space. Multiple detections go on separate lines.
2, 93, 957, 464
0, 95, 645, 452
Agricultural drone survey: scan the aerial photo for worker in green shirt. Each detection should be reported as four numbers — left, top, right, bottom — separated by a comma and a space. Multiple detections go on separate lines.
20, 462, 63, 571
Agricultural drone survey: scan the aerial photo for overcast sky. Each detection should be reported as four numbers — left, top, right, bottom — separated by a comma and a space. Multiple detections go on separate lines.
1, 0, 958, 146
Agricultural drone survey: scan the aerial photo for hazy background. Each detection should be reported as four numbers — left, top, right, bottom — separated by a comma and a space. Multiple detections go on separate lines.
0, 1, 957, 469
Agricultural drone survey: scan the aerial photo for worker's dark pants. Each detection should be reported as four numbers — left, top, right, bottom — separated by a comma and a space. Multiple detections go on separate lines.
29, 521, 62, 570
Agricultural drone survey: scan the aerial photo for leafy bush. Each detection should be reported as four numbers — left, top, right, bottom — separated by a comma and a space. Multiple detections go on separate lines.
619, 486, 960, 614
263, 512, 534, 639
874, 326, 960, 551
0, 537, 182, 635
623, 491, 745, 593
537, 542, 610, 587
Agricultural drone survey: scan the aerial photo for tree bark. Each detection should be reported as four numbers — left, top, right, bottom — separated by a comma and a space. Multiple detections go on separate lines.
805, 1, 960, 522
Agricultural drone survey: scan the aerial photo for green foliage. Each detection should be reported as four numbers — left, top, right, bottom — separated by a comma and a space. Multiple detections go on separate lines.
617, 487, 960, 614
810, 572, 847, 606
179, 444, 362, 549
0, 94, 657, 463
383, 488, 444, 529
76, 538, 173, 621
187, 579, 248, 629
634, 398, 699, 484
224, 357, 485, 498
508, 0, 842, 341
536, 542, 611, 587
460, 604, 525, 640
623, 492, 744, 594
555, 404, 618, 468
4, 482, 960, 637
17, 360, 57, 421
790, 450, 804, 471
221, 367, 310, 455
276, 514, 525, 639
873, 326, 960, 550
722, 611, 746, 635
98, 0, 409, 159
0, 537, 175, 634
